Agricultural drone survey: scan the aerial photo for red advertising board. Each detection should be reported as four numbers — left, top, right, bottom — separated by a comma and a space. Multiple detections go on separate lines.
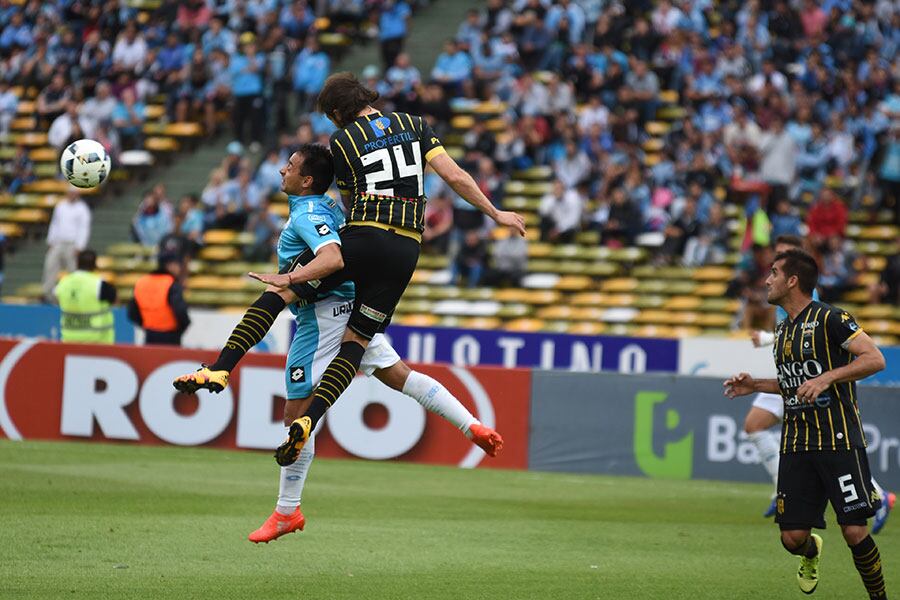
0, 339, 529, 469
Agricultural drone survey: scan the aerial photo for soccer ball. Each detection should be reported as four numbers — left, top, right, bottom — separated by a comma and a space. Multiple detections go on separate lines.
60, 139, 112, 189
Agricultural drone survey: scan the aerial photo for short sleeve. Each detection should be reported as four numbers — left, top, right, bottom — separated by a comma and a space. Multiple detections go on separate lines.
826, 309, 864, 351
419, 117, 446, 162
329, 132, 353, 192
291, 211, 342, 254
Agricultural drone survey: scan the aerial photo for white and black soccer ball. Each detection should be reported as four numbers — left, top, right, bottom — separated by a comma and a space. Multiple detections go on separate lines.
59, 139, 112, 189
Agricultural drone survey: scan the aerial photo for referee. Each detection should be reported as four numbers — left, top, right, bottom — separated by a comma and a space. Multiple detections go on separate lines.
250, 72, 526, 466
725, 249, 888, 598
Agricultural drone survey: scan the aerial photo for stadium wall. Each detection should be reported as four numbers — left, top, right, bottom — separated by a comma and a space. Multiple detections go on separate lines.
2, 338, 899, 487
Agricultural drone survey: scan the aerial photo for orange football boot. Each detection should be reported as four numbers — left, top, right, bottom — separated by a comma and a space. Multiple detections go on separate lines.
173, 365, 229, 394
248, 507, 306, 543
468, 423, 503, 457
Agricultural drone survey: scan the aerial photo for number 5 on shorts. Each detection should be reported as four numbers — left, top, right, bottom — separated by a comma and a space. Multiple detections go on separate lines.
838, 474, 859, 502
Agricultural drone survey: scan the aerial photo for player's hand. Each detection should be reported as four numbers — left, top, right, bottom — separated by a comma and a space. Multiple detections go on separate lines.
796, 375, 832, 405
723, 372, 755, 398
750, 330, 763, 347
494, 210, 527, 237
248, 271, 293, 288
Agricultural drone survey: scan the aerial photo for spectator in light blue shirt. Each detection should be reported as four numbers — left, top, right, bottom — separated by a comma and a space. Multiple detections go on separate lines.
229, 36, 265, 145
255, 149, 284, 196
201, 17, 236, 56
111, 88, 146, 149
379, 0, 411, 68
431, 39, 473, 91
292, 37, 330, 114
158, 32, 186, 72
546, 0, 586, 46
456, 9, 483, 50
0, 12, 31, 51
133, 192, 173, 247
385, 52, 421, 96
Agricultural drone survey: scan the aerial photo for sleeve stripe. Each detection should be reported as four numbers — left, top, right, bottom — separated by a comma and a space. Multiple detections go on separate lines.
333, 137, 357, 193
344, 129, 361, 158
425, 146, 446, 162
840, 328, 864, 350
312, 239, 341, 254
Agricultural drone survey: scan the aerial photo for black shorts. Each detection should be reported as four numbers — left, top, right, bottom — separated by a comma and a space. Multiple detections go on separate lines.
285, 224, 420, 340
775, 447, 881, 530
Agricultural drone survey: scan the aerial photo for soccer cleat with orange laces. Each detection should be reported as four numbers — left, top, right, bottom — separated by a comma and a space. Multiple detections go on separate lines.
173, 365, 229, 394
468, 423, 503, 457
247, 507, 306, 543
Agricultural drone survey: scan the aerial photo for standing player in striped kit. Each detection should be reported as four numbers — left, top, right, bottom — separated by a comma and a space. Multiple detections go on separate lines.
744, 235, 894, 531
725, 249, 889, 598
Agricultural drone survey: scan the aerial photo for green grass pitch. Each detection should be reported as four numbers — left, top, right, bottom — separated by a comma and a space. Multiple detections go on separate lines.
0, 440, 894, 599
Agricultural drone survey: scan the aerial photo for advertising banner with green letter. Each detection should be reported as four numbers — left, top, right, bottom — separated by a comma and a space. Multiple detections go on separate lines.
529, 372, 900, 489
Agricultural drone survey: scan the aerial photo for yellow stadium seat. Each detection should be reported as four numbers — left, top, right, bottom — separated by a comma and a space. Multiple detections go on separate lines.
503, 318, 547, 332
145, 136, 179, 152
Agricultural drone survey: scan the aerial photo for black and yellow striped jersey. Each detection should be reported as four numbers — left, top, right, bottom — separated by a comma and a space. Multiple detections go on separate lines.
329, 110, 445, 235
774, 300, 867, 454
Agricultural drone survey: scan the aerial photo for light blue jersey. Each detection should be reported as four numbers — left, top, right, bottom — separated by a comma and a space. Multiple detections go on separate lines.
776, 288, 819, 323
277, 193, 355, 316
278, 193, 354, 399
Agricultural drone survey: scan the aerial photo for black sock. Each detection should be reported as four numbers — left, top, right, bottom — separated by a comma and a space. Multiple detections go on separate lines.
305, 341, 365, 430
210, 292, 285, 372
804, 536, 819, 558
783, 536, 819, 558
850, 535, 887, 599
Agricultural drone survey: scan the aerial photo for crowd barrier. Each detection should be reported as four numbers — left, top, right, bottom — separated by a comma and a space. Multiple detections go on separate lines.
1, 338, 898, 488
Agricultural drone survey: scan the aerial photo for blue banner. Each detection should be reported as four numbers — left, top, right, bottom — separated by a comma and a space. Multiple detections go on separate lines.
381, 325, 679, 374
0, 303, 134, 343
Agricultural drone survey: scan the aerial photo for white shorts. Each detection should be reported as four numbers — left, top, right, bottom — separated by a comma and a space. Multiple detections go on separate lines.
751, 392, 784, 421
285, 295, 401, 398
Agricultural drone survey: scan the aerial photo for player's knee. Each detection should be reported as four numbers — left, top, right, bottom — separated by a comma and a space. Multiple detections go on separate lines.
841, 525, 868, 546
267, 286, 298, 304
781, 531, 809, 553
375, 361, 410, 391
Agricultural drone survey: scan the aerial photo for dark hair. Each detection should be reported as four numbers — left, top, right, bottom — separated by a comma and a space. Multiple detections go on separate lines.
77, 249, 97, 271
297, 143, 334, 195
316, 72, 378, 128
773, 249, 818, 295
774, 234, 804, 249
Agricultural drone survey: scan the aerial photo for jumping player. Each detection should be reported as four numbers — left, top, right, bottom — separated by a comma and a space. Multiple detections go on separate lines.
237, 72, 525, 467
725, 249, 888, 597
175, 144, 503, 542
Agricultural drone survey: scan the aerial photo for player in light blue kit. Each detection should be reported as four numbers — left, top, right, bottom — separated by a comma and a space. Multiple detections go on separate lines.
176, 144, 503, 543
744, 235, 893, 531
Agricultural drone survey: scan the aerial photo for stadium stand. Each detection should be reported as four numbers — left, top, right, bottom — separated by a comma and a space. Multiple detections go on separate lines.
1, 0, 898, 344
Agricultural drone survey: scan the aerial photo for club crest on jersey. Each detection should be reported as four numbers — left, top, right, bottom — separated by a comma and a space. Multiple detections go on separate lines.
290, 366, 306, 382
368, 116, 392, 138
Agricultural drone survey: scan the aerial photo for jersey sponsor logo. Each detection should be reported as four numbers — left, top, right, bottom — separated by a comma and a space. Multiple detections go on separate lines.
367, 116, 392, 138
332, 301, 354, 318
800, 321, 820, 329
359, 304, 387, 323
362, 130, 414, 153
307, 214, 326, 224
315, 223, 331, 236
290, 365, 306, 383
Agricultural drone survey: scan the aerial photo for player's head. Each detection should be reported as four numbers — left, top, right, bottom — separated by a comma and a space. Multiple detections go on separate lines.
76, 249, 97, 271
773, 234, 805, 255
767, 249, 818, 305
281, 143, 334, 196
317, 72, 379, 128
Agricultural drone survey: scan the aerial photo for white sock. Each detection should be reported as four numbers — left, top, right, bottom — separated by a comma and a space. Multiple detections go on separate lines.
402, 370, 478, 437
275, 432, 315, 515
747, 430, 780, 485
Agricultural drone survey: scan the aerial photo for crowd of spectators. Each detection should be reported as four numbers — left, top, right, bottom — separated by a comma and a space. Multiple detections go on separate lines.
361, 0, 898, 306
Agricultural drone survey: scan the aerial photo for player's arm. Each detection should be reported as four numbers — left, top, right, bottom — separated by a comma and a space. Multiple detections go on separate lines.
723, 372, 780, 397
795, 331, 885, 403
751, 330, 775, 347
428, 151, 526, 236
795, 311, 885, 403
248, 216, 344, 288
